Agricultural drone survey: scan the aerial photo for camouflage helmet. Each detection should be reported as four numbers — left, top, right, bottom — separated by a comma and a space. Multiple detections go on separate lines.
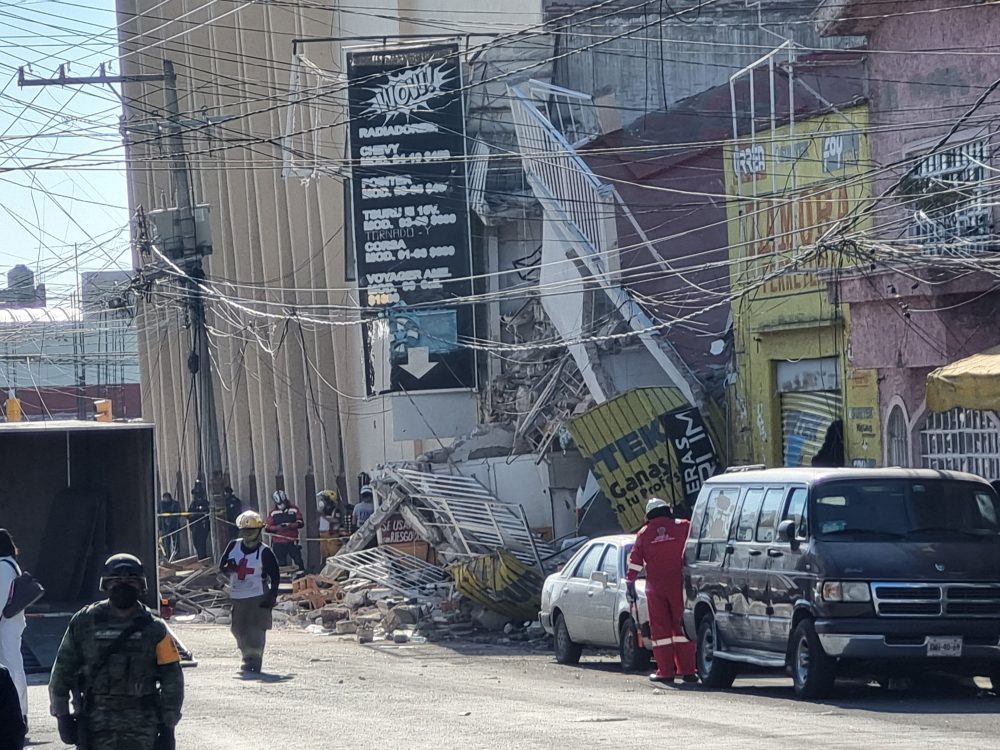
100, 553, 147, 592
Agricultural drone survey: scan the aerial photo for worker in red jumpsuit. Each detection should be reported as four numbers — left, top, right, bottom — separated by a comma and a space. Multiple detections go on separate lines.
626, 498, 697, 685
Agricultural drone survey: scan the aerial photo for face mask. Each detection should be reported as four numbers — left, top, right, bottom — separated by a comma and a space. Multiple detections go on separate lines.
109, 583, 140, 610
240, 530, 262, 548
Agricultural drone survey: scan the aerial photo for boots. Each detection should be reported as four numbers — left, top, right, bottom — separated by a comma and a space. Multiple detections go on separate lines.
650, 644, 676, 683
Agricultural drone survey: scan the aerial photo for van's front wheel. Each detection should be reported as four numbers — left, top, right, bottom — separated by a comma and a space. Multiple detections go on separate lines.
790, 619, 836, 699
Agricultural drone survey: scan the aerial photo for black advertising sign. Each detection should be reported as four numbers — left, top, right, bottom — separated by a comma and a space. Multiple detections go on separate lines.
661, 406, 720, 507
346, 42, 476, 395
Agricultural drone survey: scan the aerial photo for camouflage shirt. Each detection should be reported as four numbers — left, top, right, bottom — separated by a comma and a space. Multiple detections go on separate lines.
49, 601, 184, 727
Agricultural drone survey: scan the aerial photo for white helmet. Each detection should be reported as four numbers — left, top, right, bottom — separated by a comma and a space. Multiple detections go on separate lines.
272, 489, 288, 507
645, 498, 669, 515
360, 484, 373, 498
236, 510, 265, 530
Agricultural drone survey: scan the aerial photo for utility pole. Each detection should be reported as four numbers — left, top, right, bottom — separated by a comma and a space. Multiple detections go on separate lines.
19, 60, 224, 559
73, 243, 86, 421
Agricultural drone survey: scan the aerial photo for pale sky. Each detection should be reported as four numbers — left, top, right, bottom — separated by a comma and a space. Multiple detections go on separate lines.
0, 0, 130, 306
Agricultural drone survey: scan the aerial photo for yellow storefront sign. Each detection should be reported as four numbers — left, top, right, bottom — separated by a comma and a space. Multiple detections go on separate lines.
569, 388, 723, 532
726, 106, 871, 301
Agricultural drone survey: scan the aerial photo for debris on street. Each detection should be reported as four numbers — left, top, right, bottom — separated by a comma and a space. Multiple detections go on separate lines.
273, 465, 583, 648
450, 549, 544, 621
158, 467, 575, 651
159, 555, 230, 620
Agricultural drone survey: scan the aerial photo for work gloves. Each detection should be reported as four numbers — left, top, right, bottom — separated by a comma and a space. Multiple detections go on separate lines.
626, 581, 637, 604
56, 715, 78, 745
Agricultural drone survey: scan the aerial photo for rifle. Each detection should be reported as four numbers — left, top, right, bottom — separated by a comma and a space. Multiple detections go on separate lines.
70, 614, 154, 749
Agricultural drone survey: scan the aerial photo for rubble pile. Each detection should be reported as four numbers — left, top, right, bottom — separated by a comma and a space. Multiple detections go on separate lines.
160, 466, 580, 653
276, 575, 552, 649
159, 556, 230, 620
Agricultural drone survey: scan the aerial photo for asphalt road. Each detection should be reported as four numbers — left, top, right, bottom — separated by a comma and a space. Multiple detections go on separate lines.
23, 624, 1000, 749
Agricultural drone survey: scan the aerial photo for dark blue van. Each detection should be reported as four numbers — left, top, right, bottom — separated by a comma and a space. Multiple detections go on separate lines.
683, 468, 1000, 698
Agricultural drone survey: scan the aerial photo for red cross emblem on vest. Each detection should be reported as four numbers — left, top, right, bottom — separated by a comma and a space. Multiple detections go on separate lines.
236, 557, 256, 581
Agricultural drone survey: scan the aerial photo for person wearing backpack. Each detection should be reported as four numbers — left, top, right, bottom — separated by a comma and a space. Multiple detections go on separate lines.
0, 528, 27, 726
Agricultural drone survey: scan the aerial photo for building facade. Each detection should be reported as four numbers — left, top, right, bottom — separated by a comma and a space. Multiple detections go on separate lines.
0, 270, 140, 421
114, 1, 545, 538
818, 0, 1000, 478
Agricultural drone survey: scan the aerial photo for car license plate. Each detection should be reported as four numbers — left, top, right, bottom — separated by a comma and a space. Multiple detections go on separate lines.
927, 636, 962, 658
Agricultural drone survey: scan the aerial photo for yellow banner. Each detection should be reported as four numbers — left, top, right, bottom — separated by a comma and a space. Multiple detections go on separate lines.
450, 550, 543, 621
569, 388, 722, 532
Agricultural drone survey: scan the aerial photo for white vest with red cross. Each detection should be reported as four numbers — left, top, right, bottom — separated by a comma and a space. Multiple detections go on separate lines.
226, 544, 265, 599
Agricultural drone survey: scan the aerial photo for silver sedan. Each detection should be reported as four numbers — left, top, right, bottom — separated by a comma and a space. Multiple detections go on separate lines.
539, 534, 651, 671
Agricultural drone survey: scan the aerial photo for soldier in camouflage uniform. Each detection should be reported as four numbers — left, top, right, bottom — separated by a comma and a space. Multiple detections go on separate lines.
49, 554, 184, 750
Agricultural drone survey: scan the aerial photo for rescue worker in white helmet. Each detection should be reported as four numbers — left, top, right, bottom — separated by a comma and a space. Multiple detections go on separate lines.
626, 498, 697, 685
265, 490, 305, 574
220, 511, 280, 674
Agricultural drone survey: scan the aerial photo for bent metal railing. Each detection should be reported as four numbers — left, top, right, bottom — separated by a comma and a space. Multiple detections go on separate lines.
509, 81, 615, 267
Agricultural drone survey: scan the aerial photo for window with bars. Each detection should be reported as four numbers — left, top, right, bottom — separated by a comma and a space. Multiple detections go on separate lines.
902, 138, 995, 255
886, 405, 910, 467
920, 408, 1000, 480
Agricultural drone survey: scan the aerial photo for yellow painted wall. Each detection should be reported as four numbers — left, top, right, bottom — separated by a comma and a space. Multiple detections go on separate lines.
724, 105, 881, 467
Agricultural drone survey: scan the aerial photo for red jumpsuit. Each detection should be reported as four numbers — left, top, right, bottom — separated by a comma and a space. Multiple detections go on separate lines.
627, 517, 695, 679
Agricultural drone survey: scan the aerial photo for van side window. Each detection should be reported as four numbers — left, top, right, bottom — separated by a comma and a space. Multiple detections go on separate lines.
756, 487, 786, 542
784, 487, 809, 540
573, 544, 605, 579
737, 489, 764, 542
696, 488, 739, 562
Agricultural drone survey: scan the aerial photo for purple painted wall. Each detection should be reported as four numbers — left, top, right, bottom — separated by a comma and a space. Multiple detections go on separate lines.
824, 0, 1000, 465
862, 1, 1000, 238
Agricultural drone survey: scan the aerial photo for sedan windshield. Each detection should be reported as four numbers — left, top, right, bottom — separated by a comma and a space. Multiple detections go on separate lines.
814, 479, 1000, 540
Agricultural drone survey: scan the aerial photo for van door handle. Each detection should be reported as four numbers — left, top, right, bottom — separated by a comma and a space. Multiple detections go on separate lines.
749, 549, 763, 557
767, 549, 784, 558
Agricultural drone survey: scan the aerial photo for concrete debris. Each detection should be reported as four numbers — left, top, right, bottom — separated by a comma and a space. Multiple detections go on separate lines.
159, 556, 229, 617
272, 571, 553, 652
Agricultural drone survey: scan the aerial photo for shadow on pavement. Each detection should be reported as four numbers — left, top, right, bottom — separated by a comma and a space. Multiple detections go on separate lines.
364, 639, 550, 661
727, 675, 1000, 715
235, 672, 296, 683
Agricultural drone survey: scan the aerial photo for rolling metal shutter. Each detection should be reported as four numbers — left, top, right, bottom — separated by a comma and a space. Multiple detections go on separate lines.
780, 391, 843, 467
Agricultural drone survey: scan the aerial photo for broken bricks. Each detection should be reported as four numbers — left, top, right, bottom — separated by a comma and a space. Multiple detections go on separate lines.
279, 575, 344, 611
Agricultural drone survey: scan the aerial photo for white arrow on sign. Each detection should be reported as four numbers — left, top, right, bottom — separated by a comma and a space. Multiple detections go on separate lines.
399, 346, 437, 379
